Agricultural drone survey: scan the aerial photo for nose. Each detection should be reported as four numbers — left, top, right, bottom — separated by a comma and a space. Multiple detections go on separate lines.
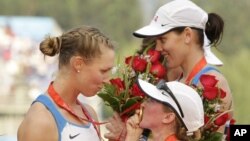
155, 39, 162, 51
103, 77, 110, 84
141, 101, 146, 107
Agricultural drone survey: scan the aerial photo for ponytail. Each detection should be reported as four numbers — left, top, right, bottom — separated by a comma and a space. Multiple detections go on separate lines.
205, 13, 224, 47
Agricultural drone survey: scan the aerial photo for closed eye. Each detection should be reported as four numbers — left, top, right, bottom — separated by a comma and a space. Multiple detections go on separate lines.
101, 67, 113, 73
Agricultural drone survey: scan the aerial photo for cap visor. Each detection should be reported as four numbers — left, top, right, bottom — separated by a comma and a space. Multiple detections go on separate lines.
133, 25, 170, 38
137, 79, 178, 111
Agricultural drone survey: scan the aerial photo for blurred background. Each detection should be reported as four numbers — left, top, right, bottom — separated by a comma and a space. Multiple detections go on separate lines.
0, 0, 249, 140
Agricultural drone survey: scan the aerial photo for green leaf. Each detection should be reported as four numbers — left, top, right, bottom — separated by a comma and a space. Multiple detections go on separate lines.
102, 83, 117, 96
201, 132, 223, 141
98, 93, 121, 112
121, 96, 142, 112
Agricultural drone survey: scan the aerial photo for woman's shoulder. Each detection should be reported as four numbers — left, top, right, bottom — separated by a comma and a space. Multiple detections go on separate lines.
20, 102, 54, 125
18, 102, 57, 141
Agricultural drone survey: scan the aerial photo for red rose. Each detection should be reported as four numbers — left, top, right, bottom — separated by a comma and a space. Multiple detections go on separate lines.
203, 86, 218, 100
230, 118, 236, 125
214, 113, 229, 126
125, 56, 133, 65
226, 118, 236, 141
133, 56, 147, 72
110, 78, 125, 91
147, 49, 161, 64
204, 115, 210, 124
125, 56, 147, 72
219, 88, 226, 99
200, 74, 218, 87
131, 83, 145, 97
150, 63, 166, 78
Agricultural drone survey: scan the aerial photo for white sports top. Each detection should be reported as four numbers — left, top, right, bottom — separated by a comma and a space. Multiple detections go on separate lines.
34, 95, 100, 141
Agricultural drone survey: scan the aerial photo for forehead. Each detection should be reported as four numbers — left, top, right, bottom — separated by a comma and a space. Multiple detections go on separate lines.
157, 31, 175, 39
92, 46, 115, 66
146, 97, 162, 105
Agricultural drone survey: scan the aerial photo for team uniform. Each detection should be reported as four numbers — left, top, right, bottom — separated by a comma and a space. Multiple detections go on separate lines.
34, 95, 100, 141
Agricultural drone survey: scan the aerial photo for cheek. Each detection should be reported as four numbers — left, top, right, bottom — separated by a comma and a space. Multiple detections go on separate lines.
140, 106, 162, 128
90, 71, 103, 84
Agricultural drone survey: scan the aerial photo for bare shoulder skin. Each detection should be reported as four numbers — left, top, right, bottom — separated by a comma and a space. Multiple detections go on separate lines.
17, 102, 58, 141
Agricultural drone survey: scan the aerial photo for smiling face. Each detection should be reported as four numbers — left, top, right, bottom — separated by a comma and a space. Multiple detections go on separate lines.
155, 29, 190, 69
76, 45, 115, 97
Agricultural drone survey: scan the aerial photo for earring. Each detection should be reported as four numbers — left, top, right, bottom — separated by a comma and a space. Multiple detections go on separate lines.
77, 70, 80, 73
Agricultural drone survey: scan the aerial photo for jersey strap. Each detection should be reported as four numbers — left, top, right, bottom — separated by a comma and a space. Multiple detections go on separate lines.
33, 94, 66, 141
191, 66, 220, 86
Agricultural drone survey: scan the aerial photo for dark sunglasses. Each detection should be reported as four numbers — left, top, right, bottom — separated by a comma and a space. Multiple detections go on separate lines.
156, 79, 184, 118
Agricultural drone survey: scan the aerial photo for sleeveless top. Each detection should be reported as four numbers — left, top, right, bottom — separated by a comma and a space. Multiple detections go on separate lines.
33, 94, 100, 141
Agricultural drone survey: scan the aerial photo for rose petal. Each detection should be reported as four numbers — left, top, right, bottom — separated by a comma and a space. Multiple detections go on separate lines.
203, 86, 218, 100
150, 63, 167, 78
214, 113, 229, 126
131, 83, 146, 97
147, 49, 161, 64
110, 78, 125, 91
200, 74, 218, 87
132, 56, 148, 72
219, 88, 226, 99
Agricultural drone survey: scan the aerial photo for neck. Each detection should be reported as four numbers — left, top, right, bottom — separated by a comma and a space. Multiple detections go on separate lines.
180, 48, 204, 82
52, 77, 79, 106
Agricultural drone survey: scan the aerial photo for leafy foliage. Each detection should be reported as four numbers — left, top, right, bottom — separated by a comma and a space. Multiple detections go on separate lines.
0, 0, 141, 43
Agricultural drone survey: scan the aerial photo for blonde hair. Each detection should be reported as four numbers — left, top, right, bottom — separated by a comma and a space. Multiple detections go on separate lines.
163, 105, 202, 141
39, 25, 115, 68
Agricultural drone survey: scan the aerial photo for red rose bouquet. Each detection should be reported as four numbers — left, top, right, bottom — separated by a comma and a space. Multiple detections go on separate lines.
194, 74, 235, 141
98, 47, 166, 121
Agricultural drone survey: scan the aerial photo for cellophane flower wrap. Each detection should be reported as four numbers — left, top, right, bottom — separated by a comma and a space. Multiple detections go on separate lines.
193, 74, 235, 141
98, 45, 166, 121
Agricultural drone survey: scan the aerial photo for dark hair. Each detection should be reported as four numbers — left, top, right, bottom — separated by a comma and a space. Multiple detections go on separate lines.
205, 13, 224, 47
168, 27, 203, 47
39, 25, 114, 68
167, 13, 224, 48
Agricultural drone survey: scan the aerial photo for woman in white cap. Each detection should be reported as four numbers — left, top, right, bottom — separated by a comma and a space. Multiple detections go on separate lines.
133, 0, 233, 136
104, 0, 233, 140
125, 79, 204, 141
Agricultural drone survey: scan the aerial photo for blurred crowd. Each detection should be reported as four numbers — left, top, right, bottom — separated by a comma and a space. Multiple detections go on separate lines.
0, 25, 57, 104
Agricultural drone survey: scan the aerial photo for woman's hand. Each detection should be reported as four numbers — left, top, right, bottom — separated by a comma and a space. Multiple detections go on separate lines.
104, 112, 127, 141
125, 110, 143, 141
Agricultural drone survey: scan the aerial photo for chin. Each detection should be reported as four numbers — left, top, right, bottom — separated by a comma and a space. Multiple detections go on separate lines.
139, 120, 147, 128
81, 91, 97, 97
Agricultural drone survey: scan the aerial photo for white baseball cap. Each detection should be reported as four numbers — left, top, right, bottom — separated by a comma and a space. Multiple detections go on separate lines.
137, 79, 204, 133
133, 0, 223, 66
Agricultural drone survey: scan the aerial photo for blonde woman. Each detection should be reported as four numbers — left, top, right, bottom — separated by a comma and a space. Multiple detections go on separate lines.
18, 26, 115, 141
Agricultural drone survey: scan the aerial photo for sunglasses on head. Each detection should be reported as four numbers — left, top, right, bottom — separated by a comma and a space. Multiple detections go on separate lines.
156, 79, 184, 118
